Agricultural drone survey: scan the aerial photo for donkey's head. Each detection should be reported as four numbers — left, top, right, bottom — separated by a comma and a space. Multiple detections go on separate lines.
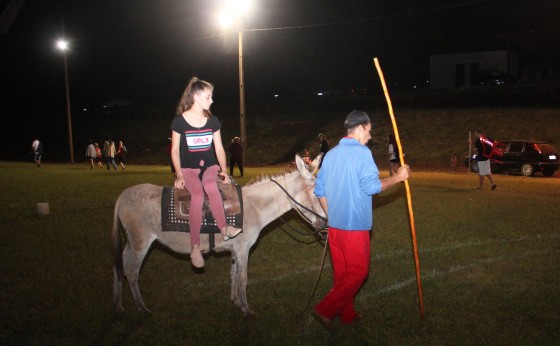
294, 154, 328, 230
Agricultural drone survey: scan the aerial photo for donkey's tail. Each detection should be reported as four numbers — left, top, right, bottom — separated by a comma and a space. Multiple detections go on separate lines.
112, 197, 124, 281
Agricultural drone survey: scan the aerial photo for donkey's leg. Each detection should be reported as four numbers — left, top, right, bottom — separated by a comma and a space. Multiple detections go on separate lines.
122, 241, 153, 313
232, 245, 254, 315
113, 267, 124, 313
230, 250, 241, 305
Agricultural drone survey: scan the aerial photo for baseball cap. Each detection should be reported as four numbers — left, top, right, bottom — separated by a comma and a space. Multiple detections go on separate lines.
344, 110, 371, 129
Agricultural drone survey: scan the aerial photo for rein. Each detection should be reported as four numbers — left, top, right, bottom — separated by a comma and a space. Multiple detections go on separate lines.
270, 179, 327, 222
278, 216, 324, 237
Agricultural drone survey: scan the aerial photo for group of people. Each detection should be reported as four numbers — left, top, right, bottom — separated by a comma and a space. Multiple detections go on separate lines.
86, 139, 127, 170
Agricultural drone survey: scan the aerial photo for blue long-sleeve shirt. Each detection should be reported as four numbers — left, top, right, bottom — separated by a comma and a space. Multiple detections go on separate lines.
314, 137, 382, 231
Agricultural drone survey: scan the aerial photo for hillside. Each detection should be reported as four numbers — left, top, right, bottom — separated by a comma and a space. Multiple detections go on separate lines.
5, 84, 560, 168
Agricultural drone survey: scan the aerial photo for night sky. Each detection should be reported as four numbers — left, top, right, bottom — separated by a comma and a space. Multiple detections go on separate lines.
1, 0, 558, 158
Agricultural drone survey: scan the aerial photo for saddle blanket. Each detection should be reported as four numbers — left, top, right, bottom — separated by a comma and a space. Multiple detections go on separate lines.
161, 182, 243, 233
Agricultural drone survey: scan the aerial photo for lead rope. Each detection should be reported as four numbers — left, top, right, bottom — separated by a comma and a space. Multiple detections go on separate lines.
302, 232, 329, 314
269, 179, 329, 314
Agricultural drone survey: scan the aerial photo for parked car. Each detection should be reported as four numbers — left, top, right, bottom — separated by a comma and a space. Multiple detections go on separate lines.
465, 140, 559, 177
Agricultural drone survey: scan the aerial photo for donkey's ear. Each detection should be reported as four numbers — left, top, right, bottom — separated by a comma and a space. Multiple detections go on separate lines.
295, 154, 313, 180
308, 153, 322, 175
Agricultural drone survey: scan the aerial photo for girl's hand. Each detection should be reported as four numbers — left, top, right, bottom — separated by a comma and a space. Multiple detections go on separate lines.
218, 172, 230, 184
174, 175, 185, 189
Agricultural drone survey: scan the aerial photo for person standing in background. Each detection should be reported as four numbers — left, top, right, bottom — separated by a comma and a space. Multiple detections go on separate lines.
472, 129, 497, 190
318, 133, 330, 168
95, 143, 103, 168
116, 140, 127, 170
103, 138, 117, 170
387, 134, 400, 176
166, 137, 176, 177
229, 136, 244, 177
31, 137, 43, 167
86, 140, 96, 169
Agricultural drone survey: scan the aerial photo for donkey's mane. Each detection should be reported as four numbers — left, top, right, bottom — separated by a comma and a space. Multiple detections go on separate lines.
245, 169, 298, 186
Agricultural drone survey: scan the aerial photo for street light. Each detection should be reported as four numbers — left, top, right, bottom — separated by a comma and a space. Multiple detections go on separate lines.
56, 39, 74, 163
218, 0, 253, 164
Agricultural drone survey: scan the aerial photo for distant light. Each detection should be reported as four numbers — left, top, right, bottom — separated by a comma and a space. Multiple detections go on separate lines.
227, 0, 253, 16
317, 92, 324, 96
82, 108, 88, 112
56, 39, 69, 51
219, 0, 253, 28
273, 94, 279, 98
217, 12, 234, 28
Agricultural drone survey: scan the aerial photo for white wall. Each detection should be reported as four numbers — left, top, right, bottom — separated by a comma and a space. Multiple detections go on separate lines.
430, 50, 517, 89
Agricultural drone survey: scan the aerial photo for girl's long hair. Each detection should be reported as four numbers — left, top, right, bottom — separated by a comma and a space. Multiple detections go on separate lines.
176, 77, 214, 118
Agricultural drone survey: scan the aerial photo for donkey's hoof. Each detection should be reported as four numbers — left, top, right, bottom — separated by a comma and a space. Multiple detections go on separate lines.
136, 305, 152, 314
242, 308, 256, 316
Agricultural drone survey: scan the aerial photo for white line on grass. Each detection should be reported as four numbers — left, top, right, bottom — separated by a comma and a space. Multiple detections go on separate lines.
178, 233, 559, 290
358, 248, 560, 303
374, 233, 560, 261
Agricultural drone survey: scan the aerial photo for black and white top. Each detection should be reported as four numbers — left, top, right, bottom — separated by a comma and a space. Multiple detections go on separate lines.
170, 114, 221, 169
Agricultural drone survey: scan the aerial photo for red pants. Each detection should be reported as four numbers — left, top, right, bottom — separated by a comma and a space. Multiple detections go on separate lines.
181, 165, 226, 246
314, 227, 370, 324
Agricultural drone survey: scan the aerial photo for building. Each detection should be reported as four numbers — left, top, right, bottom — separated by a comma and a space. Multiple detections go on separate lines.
429, 50, 518, 89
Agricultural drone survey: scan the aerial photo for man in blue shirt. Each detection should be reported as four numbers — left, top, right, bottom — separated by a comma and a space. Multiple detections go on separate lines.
312, 110, 410, 330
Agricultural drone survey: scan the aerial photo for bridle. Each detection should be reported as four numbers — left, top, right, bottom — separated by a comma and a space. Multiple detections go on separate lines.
270, 178, 327, 225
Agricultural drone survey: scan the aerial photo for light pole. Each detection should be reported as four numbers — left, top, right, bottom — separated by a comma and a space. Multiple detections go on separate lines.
238, 30, 246, 164
56, 39, 74, 163
218, 0, 252, 164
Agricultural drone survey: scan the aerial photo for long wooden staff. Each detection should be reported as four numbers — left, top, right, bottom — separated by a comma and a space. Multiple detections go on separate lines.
467, 131, 472, 189
373, 58, 425, 320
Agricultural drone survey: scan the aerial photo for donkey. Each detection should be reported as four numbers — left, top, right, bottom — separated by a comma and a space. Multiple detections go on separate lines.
112, 154, 327, 314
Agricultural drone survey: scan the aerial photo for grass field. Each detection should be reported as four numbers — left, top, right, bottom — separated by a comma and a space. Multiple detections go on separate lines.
1, 161, 559, 345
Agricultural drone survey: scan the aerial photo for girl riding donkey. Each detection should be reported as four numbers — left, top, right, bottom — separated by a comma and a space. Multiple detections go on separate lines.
112, 154, 326, 314
170, 77, 242, 268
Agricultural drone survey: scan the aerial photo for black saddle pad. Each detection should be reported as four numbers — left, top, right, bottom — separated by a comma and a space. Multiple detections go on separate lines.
161, 183, 243, 233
